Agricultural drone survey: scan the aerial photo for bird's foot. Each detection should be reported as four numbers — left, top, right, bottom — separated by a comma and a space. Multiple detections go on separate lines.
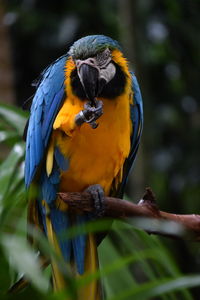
84, 184, 105, 218
75, 99, 103, 129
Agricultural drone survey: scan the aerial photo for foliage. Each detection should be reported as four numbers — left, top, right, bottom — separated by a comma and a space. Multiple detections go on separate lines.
0, 104, 199, 299
1, 0, 200, 298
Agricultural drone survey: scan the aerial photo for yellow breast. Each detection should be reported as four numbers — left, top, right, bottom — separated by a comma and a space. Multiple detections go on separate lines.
53, 93, 131, 195
49, 50, 133, 195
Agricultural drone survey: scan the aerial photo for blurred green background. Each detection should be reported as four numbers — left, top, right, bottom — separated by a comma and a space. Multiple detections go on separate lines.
0, 0, 200, 299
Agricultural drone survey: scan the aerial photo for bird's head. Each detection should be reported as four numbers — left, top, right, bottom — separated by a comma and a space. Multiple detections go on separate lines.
67, 35, 130, 103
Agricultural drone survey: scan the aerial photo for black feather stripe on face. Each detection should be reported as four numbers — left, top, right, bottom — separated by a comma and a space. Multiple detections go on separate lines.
70, 62, 127, 100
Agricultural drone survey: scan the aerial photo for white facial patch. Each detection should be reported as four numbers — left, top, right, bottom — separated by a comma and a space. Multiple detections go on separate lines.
75, 48, 116, 85
99, 62, 116, 83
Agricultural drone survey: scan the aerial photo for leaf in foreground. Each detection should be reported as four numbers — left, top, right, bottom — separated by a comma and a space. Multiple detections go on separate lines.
108, 275, 200, 300
1, 235, 49, 292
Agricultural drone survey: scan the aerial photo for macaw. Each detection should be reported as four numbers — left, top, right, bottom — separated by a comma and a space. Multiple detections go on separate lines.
24, 35, 143, 299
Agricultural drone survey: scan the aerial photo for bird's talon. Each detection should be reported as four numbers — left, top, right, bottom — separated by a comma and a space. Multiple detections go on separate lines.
84, 184, 105, 218
76, 100, 103, 128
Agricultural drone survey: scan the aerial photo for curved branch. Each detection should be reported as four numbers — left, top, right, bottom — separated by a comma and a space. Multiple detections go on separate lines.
58, 188, 200, 241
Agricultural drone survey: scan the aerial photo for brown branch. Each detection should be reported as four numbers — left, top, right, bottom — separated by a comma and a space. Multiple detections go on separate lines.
58, 188, 200, 241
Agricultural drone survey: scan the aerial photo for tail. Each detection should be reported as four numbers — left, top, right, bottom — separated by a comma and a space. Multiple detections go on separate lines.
41, 199, 101, 299
9, 194, 101, 298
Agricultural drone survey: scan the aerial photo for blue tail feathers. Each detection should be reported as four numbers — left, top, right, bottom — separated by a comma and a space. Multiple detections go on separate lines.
39, 153, 87, 275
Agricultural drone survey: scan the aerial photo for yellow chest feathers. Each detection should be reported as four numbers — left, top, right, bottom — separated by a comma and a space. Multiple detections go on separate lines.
48, 50, 133, 195
51, 93, 132, 195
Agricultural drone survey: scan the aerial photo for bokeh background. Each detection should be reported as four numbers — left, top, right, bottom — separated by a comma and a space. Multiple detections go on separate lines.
0, 0, 200, 299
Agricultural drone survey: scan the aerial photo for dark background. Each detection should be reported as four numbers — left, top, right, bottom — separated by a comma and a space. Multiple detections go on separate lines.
1, 0, 200, 295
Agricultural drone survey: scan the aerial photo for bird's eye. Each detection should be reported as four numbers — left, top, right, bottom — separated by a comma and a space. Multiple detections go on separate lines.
96, 48, 111, 67
104, 49, 110, 59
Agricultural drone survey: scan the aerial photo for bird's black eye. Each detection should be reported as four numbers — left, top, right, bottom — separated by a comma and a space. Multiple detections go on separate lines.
104, 49, 110, 59
96, 48, 111, 67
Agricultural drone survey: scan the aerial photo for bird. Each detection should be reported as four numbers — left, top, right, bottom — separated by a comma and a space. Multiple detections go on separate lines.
24, 34, 143, 299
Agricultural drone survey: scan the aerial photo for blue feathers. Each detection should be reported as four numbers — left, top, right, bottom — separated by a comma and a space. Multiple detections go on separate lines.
25, 55, 68, 187
36, 139, 86, 274
24, 35, 144, 276
38, 150, 87, 275
72, 215, 87, 274
39, 156, 87, 274
54, 147, 69, 171
41, 172, 58, 205
118, 72, 143, 196
24, 52, 89, 272
42, 88, 65, 147
50, 208, 71, 262
129, 72, 143, 163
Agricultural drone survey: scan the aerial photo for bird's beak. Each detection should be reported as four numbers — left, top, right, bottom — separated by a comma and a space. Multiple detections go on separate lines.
77, 63, 100, 103
76, 56, 116, 103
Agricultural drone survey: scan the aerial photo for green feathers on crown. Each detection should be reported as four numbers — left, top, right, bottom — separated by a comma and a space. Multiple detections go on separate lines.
68, 35, 122, 59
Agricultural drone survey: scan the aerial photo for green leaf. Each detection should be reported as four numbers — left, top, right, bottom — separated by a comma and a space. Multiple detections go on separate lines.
0, 130, 19, 143
0, 103, 28, 135
0, 248, 11, 294
0, 143, 25, 205
108, 275, 200, 300
1, 234, 49, 292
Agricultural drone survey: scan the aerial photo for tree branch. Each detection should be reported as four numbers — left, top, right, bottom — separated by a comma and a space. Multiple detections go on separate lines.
58, 188, 200, 241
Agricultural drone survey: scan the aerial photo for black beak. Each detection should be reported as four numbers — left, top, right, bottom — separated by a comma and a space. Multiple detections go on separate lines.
78, 64, 99, 103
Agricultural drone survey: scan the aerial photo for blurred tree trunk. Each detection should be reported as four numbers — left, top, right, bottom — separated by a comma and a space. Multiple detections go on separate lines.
0, 2, 15, 104
118, 0, 145, 200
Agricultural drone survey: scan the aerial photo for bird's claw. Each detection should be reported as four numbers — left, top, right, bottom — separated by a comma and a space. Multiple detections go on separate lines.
84, 184, 105, 219
75, 100, 103, 129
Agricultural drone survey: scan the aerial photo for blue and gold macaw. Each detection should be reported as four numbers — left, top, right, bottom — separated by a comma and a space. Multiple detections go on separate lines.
25, 35, 143, 299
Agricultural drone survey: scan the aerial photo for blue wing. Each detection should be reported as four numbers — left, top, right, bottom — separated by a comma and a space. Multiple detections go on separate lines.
25, 54, 87, 275
25, 55, 68, 187
117, 72, 143, 197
